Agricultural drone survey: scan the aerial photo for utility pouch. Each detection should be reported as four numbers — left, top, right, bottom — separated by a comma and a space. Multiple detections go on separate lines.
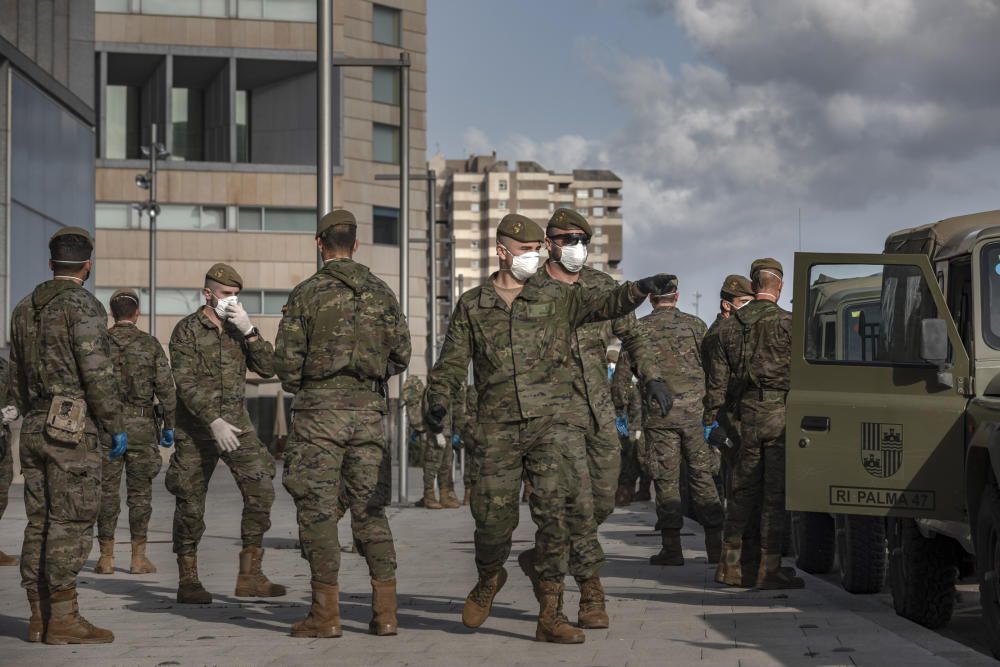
45, 395, 88, 446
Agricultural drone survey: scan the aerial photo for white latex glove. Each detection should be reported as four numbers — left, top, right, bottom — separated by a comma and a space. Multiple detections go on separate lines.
209, 418, 242, 453
1, 405, 18, 425
225, 303, 254, 335
632, 429, 642, 441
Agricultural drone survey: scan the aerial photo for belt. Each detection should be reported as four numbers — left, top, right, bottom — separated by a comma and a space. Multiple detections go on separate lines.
748, 387, 788, 402
303, 375, 382, 393
125, 405, 155, 418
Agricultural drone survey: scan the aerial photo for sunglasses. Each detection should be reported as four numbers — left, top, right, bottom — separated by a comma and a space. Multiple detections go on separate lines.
547, 233, 591, 247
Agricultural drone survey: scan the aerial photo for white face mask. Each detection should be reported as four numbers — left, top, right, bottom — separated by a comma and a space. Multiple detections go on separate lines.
558, 243, 588, 273
213, 294, 238, 319
508, 250, 540, 281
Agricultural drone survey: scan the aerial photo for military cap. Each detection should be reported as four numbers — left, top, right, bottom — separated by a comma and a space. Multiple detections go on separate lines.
318, 209, 357, 236
205, 262, 243, 289
720, 274, 753, 300
546, 207, 592, 237
496, 214, 544, 243
750, 257, 783, 277
110, 288, 140, 304
50, 226, 94, 245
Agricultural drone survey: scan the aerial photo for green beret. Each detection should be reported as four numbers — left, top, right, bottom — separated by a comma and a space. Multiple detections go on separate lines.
546, 208, 592, 237
50, 226, 93, 247
496, 214, 544, 243
110, 288, 140, 304
720, 274, 753, 299
318, 209, 357, 236
205, 262, 243, 289
750, 257, 783, 277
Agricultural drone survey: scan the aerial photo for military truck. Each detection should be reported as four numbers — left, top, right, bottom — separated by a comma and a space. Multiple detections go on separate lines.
787, 209, 1000, 656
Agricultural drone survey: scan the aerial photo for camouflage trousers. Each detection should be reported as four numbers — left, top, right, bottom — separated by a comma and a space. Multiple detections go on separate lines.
462, 437, 477, 488
724, 396, 786, 555
97, 417, 162, 540
19, 427, 102, 593
165, 429, 275, 555
472, 418, 599, 583
618, 434, 652, 491
565, 423, 618, 581
645, 397, 724, 534
0, 436, 12, 519
423, 434, 454, 492
283, 409, 396, 584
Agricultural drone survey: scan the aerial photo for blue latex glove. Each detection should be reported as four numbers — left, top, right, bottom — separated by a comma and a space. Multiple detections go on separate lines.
110, 432, 128, 460
451, 433, 461, 450
159, 428, 175, 448
704, 421, 719, 443
615, 415, 630, 438
409, 431, 418, 445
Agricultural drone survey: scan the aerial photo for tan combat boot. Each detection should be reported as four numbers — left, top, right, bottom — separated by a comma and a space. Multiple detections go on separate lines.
0, 549, 17, 565
26, 590, 48, 642
741, 538, 762, 587
577, 576, 609, 629
235, 546, 287, 597
756, 553, 805, 590
614, 485, 634, 507
517, 548, 541, 600
176, 554, 212, 604
93, 539, 114, 574
291, 580, 341, 638
714, 539, 744, 586
129, 538, 157, 574
705, 528, 723, 564
649, 530, 684, 566
439, 488, 461, 509
369, 578, 399, 636
44, 587, 113, 645
535, 581, 585, 644
422, 489, 442, 510
462, 567, 508, 628
462, 488, 471, 506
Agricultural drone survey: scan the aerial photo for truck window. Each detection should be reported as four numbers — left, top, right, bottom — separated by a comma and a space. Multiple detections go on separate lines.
980, 244, 1000, 349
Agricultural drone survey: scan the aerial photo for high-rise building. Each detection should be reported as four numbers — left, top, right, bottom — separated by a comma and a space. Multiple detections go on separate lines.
430, 152, 624, 350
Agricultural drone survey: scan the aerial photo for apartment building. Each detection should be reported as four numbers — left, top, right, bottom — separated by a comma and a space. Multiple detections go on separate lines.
92, 0, 430, 385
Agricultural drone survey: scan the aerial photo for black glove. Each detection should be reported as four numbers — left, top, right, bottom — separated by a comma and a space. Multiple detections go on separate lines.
707, 423, 733, 449
645, 379, 673, 417
635, 273, 678, 296
0, 435, 7, 461
426, 404, 447, 434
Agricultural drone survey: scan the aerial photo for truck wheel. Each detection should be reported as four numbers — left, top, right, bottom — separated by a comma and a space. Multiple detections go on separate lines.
836, 515, 887, 594
791, 512, 835, 574
975, 485, 1000, 658
888, 517, 957, 629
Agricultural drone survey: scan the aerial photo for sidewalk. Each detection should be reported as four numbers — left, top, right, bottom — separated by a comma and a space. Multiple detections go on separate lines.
0, 464, 994, 667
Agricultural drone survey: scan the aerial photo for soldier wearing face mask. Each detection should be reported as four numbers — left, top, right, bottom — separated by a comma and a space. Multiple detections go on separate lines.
165, 263, 285, 605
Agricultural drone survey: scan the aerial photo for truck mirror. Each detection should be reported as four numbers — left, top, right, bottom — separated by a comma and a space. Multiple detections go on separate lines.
920, 318, 949, 366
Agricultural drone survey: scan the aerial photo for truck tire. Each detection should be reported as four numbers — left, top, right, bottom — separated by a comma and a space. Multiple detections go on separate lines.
888, 517, 957, 629
975, 485, 1000, 658
791, 512, 835, 574
836, 515, 887, 594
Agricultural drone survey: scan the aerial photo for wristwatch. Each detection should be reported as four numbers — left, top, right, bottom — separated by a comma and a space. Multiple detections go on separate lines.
244, 326, 260, 339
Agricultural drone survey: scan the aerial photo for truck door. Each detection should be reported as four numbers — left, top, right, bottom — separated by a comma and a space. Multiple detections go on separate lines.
787, 252, 970, 522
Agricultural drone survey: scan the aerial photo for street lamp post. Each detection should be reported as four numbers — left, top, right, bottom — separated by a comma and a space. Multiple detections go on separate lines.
133, 122, 169, 337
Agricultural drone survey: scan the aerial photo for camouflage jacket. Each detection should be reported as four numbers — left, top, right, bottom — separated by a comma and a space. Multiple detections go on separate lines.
610, 350, 646, 431
702, 314, 738, 425
461, 383, 478, 443
443, 384, 466, 439
427, 270, 644, 427
275, 258, 411, 412
639, 306, 707, 396
0, 357, 10, 441
108, 322, 177, 430
571, 265, 657, 432
170, 307, 274, 438
402, 375, 426, 431
702, 299, 791, 424
9, 280, 123, 435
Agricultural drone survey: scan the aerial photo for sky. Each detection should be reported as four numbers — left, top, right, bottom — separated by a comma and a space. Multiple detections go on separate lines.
426, 0, 1000, 319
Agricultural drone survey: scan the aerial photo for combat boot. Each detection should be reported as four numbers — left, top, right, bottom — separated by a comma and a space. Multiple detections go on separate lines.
439, 488, 461, 509
462, 567, 508, 628
517, 548, 541, 600
635, 484, 652, 502
705, 528, 723, 564
714, 539, 744, 586
576, 576, 609, 629
614, 485, 634, 507
535, 581, 585, 644
93, 539, 114, 574
176, 554, 212, 604
129, 538, 157, 574
649, 530, 684, 566
26, 590, 49, 642
741, 539, 762, 587
44, 587, 113, 645
462, 488, 471, 506
422, 489, 442, 510
235, 546, 287, 597
756, 553, 805, 590
0, 549, 17, 565
291, 580, 341, 638
369, 578, 398, 636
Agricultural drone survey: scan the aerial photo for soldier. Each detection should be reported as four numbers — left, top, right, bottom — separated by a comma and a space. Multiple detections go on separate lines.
166, 262, 285, 604
612, 351, 649, 506
0, 355, 20, 565
10, 227, 127, 644
705, 259, 803, 589
460, 383, 478, 505
93, 289, 176, 576
637, 278, 725, 566
402, 375, 438, 509
433, 385, 463, 509
425, 213, 673, 644
275, 209, 409, 638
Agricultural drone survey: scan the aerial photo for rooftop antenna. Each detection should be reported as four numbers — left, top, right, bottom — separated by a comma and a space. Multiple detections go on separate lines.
693, 291, 702, 318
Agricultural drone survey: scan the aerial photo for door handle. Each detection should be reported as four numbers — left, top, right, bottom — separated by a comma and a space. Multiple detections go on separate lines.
801, 416, 830, 432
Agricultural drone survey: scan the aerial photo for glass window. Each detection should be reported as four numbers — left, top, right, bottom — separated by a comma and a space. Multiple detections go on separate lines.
150, 205, 226, 231
373, 206, 399, 245
470, 183, 479, 192
105, 85, 140, 159
263, 291, 291, 315
238, 0, 315, 20
373, 67, 400, 105
470, 240, 479, 249
171, 88, 204, 162
238, 207, 263, 231
236, 90, 250, 163
592, 207, 604, 217
96, 203, 130, 229
470, 202, 480, 213
547, 183, 555, 193
373, 123, 399, 164
592, 188, 604, 198
240, 291, 262, 314
576, 189, 588, 199
548, 202, 555, 213
143, 0, 227, 17
471, 260, 480, 269
980, 243, 1000, 349
96, 0, 130, 12
577, 208, 589, 215
498, 180, 508, 191
97, 287, 206, 316
594, 226, 604, 235
265, 208, 314, 232
373, 4, 402, 46
592, 263, 604, 271
497, 200, 508, 210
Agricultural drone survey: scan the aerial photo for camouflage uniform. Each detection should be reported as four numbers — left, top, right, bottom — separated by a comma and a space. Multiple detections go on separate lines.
638, 307, 724, 542
402, 375, 429, 466
166, 308, 276, 556
423, 391, 458, 495
461, 384, 478, 490
97, 322, 176, 541
10, 280, 124, 594
0, 358, 12, 521
275, 257, 410, 585
611, 353, 651, 496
